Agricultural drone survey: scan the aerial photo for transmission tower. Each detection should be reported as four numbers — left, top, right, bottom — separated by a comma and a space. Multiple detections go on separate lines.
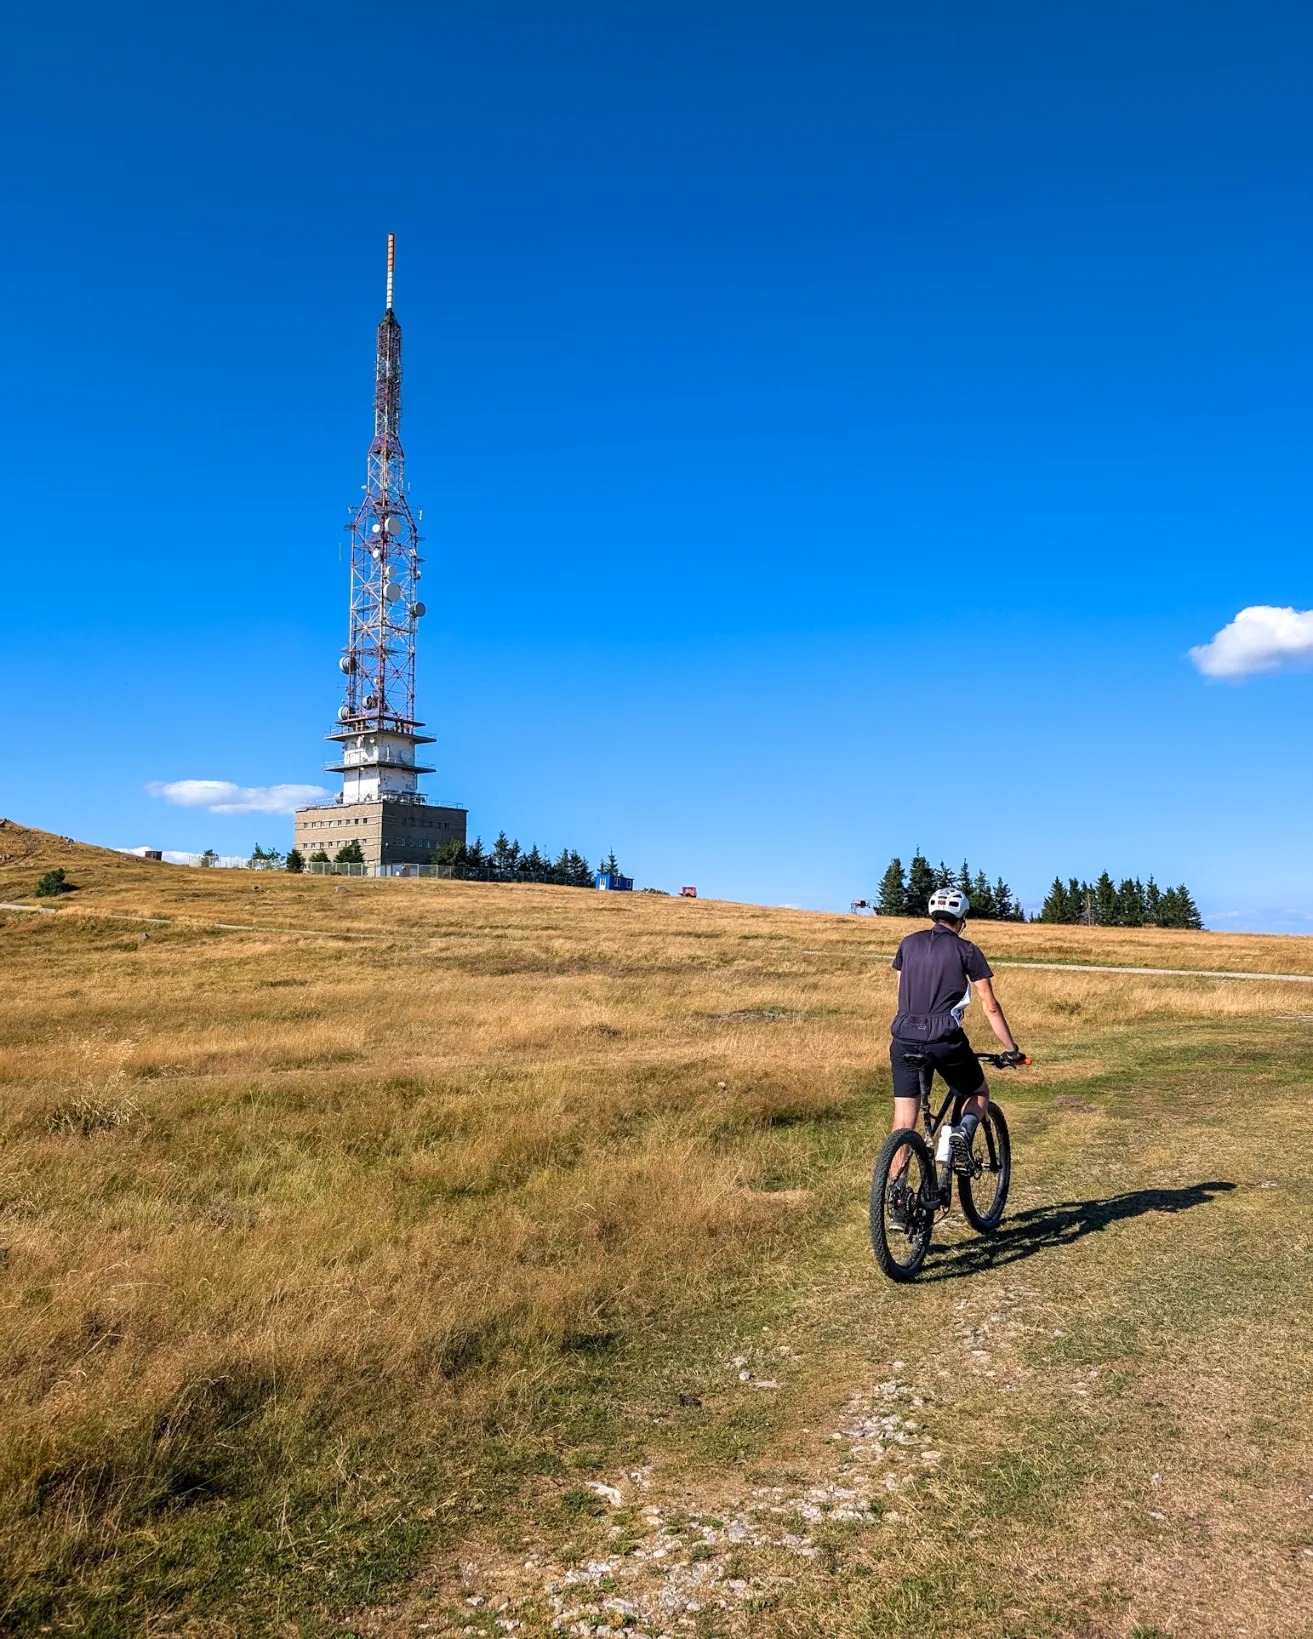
294, 236, 466, 871
328, 231, 431, 788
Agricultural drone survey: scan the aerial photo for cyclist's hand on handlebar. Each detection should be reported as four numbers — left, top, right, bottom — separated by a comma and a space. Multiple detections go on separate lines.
1000, 1049, 1030, 1067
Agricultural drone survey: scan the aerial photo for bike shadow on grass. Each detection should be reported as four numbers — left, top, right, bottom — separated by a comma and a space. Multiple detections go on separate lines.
923, 1180, 1237, 1281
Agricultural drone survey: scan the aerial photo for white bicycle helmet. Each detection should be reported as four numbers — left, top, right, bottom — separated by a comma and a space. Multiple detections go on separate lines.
927, 887, 969, 920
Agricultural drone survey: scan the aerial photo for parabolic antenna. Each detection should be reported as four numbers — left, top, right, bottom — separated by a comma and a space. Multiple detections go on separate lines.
339, 655, 356, 673
384, 515, 402, 535
383, 581, 402, 602
412, 602, 427, 617
337, 706, 351, 722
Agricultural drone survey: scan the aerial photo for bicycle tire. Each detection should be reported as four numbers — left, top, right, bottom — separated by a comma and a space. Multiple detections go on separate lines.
870, 1127, 936, 1281
957, 1103, 1011, 1234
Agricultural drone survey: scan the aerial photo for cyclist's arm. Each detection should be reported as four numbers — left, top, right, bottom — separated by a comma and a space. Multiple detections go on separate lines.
974, 977, 1017, 1052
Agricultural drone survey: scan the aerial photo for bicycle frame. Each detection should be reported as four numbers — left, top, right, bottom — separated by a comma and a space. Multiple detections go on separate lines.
909, 1061, 1002, 1207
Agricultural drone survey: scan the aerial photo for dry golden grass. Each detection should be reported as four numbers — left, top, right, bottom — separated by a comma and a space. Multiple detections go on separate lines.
0, 823, 1310, 1637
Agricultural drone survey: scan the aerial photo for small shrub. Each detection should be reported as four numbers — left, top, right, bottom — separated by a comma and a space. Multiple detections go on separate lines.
35, 868, 71, 898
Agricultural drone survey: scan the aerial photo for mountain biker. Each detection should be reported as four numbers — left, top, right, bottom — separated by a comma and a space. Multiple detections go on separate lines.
889, 887, 1022, 1178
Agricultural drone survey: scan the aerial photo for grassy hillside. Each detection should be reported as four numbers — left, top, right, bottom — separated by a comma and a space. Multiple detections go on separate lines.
0, 823, 1309, 1638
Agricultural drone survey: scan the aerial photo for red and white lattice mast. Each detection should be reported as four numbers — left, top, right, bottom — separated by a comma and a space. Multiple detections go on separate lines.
325, 233, 435, 802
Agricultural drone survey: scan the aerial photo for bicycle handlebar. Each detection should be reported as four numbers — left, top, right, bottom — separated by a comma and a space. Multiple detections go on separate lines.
976, 1051, 1031, 1068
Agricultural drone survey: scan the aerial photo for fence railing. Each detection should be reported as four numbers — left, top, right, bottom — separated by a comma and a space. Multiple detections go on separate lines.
151, 855, 596, 885
172, 854, 262, 870
303, 861, 594, 885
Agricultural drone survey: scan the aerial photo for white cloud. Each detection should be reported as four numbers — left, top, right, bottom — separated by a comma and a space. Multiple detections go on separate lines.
146, 779, 330, 815
1188, 605, 1313, 679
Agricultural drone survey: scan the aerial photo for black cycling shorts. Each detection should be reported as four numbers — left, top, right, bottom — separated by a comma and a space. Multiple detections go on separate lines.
889, 1031, 985, 1101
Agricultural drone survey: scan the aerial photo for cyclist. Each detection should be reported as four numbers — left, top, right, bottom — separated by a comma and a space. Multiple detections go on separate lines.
889, 887, 1022, 1179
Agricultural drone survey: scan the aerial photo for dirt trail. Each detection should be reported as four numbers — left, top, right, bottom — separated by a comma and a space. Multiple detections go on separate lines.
420, 1369, 938, 1638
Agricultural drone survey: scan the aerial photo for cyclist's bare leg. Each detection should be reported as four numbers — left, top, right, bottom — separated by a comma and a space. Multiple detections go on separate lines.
893, 1096, 920, 1133
890, 1096, 920, 1181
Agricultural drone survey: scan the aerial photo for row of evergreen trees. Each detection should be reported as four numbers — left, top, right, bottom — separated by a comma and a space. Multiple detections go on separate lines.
247, 834, 622, 883
877, 856, 1026, 921
1038, 874, 1203, 929
877, 853, 1206, 929
432, 833, 616, 887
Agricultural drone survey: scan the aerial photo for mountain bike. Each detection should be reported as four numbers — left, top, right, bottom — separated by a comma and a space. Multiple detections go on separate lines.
869, 1050, 1029, 1282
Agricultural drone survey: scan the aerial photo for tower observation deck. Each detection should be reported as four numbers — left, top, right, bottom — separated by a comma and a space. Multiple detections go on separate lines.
293, 236, 467, 871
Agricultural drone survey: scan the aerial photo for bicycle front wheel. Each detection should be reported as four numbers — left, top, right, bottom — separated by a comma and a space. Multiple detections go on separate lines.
870, 1127, 936, 1282
958, 1103, 1011, 1233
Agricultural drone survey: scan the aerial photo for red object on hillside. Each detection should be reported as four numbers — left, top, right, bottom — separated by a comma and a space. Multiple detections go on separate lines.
680, 885, 697, 899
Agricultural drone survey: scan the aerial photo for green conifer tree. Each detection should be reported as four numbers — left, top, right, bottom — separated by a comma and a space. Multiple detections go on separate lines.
877, 858, 906, 917
1039, 877, 1069, 923
1144, 877, 1162, 925
285, 848, 305, 874
970, 870, 997, 919
1175, 884, 1204, 930
1116, 878, 1144, 927
905, 854, 938, 916
334, 840, 364, 865
1094, 871, 1118, 926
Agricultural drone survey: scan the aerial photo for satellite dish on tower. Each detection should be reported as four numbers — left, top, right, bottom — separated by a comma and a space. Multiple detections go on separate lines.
412, 602, 427, 618
383, 581, 402, 602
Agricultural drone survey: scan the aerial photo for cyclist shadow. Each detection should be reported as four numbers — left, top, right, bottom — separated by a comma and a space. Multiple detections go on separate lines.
924, 1180, 1237, 1281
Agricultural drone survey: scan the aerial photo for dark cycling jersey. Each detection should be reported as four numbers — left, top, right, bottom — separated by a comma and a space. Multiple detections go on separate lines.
890, 924, 993, 1043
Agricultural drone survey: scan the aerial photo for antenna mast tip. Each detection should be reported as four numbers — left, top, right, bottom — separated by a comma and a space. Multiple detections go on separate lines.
386, 233, 395, 311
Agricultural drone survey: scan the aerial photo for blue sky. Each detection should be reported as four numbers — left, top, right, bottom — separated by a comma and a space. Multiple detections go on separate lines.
5, 2, 1313, 926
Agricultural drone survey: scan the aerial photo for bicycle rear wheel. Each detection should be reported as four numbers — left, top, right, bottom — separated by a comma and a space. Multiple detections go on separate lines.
957, 1103, 1011, 1233
870, 1128, 936, 1281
